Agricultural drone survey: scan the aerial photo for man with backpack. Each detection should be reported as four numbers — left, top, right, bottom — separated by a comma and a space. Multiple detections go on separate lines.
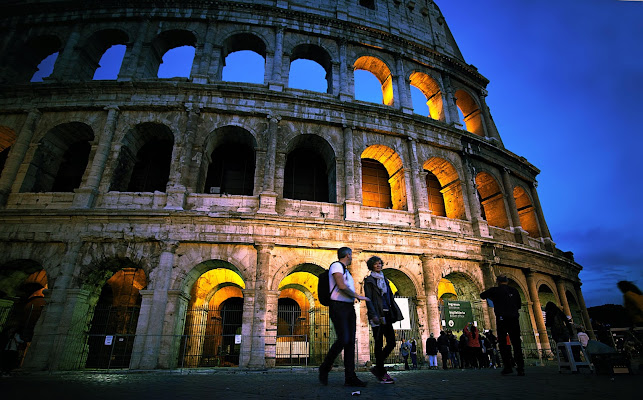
319, 247, 370, 387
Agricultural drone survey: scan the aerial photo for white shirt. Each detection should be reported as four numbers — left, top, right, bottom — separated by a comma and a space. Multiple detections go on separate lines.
577, 332, 589, 347
329, 261, 355, 303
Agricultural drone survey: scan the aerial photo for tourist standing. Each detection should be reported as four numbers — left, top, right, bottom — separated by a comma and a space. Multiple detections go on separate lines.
400, 339, 411, 370
319, 247, 370, 387
480, 275, 525, 376
426, 333, 438, 369
437, 331, 450, 370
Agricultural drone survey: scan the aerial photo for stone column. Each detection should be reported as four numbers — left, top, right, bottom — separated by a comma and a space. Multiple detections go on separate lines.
344, 125, 361, 221
0, 109, 41, 206
244, 243, 275, 368
478, 92, 503, 144
441, 75, 462, 128
420, 255, 442, 336
158, 289, 191, 368
166, 104, 200, 210
21, 240, 83, 370
119, 19, 152, 81
480, 263, 497, 331
555, 277, 572, 321
50, 25, 82, 81
525, 271, 551, 352
130, 240, 179, 369
574, 283, 596, 340
269, 26, 285, 91
191, 23, 217, 84
258, 115, 280, 214
338, 38, 352, 101
73, 106, 119, 208
502, 168, 528, 243
461, 153, 490, 237
395, 55, 413, 114
407, 137, 430, 228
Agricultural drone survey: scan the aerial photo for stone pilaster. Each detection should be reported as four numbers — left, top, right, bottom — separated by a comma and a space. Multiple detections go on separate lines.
191, 23, 217, 84
502, 168, 528, 243
480, 263, 497, 331
555, 277, 572, 321
525, 271, 551, 352
420, 254, 442, 336
407, 137, 430, 228
461, 153, 490, 237
0, 109, 40, 206
49, 25, 82, 81
442, 75, 461, 128
395, 55, 413, 114
166, 104, 200, 210
269, 26, 285, 91
73, 106, 119, 208
530, 182, 555, 249
344, 125, 361, 221
158, 289, 191, 368
338, 38, 352, 101
130, 240, 179, 369
258, 115, 280, 215
119, 19, 152, 81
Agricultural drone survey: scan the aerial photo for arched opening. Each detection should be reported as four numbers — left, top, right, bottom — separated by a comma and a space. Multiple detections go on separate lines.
423, 157, 466, 220
354, 56, 394, 106
158, 46, 196, 79
0, 260, 48, 366
475, 172, 510, 229
565, 290, 583, 325
85, 267, 147, 369
409, 72, 444, 120
20, 122, 94, 193
110, 123, 174, 193
180, 264, 245, 368
455, 89, 484, 136
71, 29, 129, 81
1, 35, 62, 83
440, 272, 486, 333
361, 145, 407, 210
506, 278, 538, 356
276, 263, 327, 366
142, 29, 197, 79
288, 44, 332, 94
513, 186, 541, 238
0, 126, 17, 177
203, 126, 256, 196
221, 33, 266, 84
283, 135, 336, 203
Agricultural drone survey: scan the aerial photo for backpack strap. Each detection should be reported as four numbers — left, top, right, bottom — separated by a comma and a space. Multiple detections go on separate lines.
329, 261, 347, 298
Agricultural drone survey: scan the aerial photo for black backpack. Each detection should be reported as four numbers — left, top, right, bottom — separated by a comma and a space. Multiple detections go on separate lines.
318, 262, 345, 306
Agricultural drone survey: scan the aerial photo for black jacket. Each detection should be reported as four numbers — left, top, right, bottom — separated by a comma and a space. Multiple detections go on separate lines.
364, 275, 403, 324
480, 285, 521, 318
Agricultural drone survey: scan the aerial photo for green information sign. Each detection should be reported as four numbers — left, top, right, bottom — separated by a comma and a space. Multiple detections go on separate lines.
444, 301, 473, 330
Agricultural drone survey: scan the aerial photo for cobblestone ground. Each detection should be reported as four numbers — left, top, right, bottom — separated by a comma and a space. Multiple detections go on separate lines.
1, 365, 640, 400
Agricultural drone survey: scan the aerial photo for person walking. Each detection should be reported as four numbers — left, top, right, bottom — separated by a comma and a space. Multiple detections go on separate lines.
485, 330, 500, 368
437, 331, 450, 370
545, 302, 573, 344
1, 327, 24, 376
364, 255, 402, 384
319, 247, 370, 387
426, 333, 438, 369
463, 322, 481, 369
480, 275, 525, 376
409, 338, 418, 369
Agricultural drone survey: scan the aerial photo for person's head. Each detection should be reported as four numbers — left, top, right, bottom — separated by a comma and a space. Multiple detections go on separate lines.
545, 301, 561, 315
617, 280, 642, 295
337, 247, 353, 266
366, 256, 383, 272
496, 275, 509, 285
577, 327, 584, 333
430, 333, 434, 338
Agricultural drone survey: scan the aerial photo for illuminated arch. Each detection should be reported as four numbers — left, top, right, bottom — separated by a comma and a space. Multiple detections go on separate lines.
423, 157, 466, 220
409, 71, 444, 120
513, 186, 541, 238
475, 171, 510, 229
354, 56, 394, 106
361, 145, 407, 210
455, 89, 484, 136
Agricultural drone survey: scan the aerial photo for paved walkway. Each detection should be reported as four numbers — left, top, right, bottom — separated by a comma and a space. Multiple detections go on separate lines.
1, 365, 640, 400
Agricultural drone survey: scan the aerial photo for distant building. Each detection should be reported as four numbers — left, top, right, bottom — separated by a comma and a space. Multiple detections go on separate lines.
0, 0, 592, 371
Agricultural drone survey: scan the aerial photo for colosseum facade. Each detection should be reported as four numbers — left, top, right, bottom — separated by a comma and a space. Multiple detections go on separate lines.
0, 0, 593, 371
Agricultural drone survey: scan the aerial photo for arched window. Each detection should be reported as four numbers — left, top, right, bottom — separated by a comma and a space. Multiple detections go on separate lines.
455, 89, 484, 136
94, 45, 126, 80
288, 44, 332, 93
423, 157, 466, 220
361, 145, 407, 210
158, 46, 196, 79
514, 186, 541, 237
354, 56, 394, 106
21, 122, 94, 193
1, 34, 62, 83
0, 126, 17, 177
409, 72, 444, 120
143, 29, 197, 79
425, 171, 446, 217
71, 29, 129, 81
221, 33, 266, 84
202, 126, 256, 195
475, 172, 510, 229
361, 158, 392, 208
283, 135, 336, 203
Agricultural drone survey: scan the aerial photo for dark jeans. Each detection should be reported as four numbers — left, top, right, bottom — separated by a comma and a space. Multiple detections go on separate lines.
372, 313, 396, 371
322, 300, 356, 379
497, 316, 524, 370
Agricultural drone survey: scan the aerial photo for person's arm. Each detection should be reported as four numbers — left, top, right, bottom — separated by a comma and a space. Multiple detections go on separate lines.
363, 280, 379, 323
332, 272, 369, 301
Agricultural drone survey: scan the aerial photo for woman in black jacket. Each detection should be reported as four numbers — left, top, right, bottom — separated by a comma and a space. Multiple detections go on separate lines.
364, 256, 403, 383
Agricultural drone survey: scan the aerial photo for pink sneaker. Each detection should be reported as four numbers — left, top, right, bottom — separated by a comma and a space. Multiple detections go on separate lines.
380, 373, 395, 384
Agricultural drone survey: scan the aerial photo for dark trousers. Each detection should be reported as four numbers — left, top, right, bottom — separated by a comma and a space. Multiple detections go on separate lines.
322, 301, 356, 379
372, 314, 396, 371
497, 316, 524, 370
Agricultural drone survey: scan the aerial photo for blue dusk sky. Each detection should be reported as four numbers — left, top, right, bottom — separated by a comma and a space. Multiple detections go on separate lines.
438, 0, 643, 307
29, 0, 642, 307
